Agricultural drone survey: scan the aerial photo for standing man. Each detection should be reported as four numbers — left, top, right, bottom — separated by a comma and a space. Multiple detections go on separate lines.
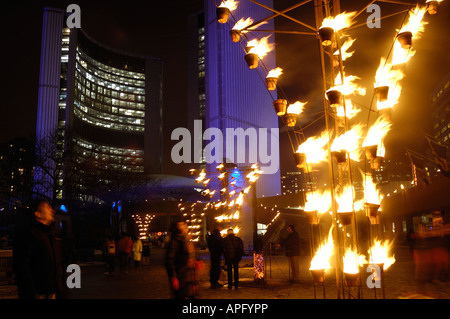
280, 225, 301, 283
117, 233, 132, 274
13, 199, 64, 299
223, 229, 244, 289
207, 227, 224, 288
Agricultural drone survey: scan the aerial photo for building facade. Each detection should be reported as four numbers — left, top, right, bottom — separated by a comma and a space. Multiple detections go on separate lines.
35, 8, 163, 201
204, 0, 281, 198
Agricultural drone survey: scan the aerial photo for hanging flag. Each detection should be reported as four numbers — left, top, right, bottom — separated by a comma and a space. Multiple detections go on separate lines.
406, 150, 431, 185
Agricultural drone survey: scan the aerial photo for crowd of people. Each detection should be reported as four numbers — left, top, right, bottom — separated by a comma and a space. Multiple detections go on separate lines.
11, 198, 449, 299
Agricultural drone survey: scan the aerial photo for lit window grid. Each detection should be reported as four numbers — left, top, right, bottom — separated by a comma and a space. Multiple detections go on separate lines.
74, 48, 146, 128
76, 47, 145, 82
73, 137, 144, 173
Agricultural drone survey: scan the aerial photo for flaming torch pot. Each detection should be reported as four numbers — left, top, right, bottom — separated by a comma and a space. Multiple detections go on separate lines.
331, 150, 347, 165
310, 269, 325, 284
427, 1, 439, 15
375, 86, 389, 102
318, 27, 334, 46
273, 99, 287, 116
365, 145, 378, 160
305, 210, 319, 225
284, 113, 297, 127
338, 211, 354, 226
244, 53, 258, 69
326, 90, 341, 107
364, 203, 380, 218
293, 152, 307, 169
397, 31, 412, 49
266, 77, 277, 91
230, 30, 241, 42
344, 272, 359, 287
216, 7, 230, 24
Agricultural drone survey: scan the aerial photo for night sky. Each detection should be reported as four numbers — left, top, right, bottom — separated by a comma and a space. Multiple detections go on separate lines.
2, 0, 449, 176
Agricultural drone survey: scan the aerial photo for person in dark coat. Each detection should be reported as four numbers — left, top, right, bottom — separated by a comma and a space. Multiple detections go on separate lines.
280, 225, 301, 283
222, 229, 244, 289
13, 199, 64, 299
165, 221, 199, 299
207, 227, 224, 288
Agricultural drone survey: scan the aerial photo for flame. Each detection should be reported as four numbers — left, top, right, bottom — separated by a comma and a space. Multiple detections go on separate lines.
334, 37, 356, 61
287, 101, 307, 115
393, 6, 428, 65
374, 57, 405, 109
195, 170, 206, 183
363, 116, 392, 148
296, 130, 329, 164
343, 247, 367, 274
304, 189, 332, 213
331, 123, 364, 154
218, 0, 239, 11
369, 239, 396, 270
330, 72, 366, 96
375, 57, 405, 88
336, 185, 354, 213
235, 192, 244, 207
392, 40, 416, 65
336, 99, 361, 119
247, 35, 274, 59
361, 172, 381, 205
321, 11, 357, 31
266, 67, 283, 79
310, 226, 334, 271
232, 17, 253, 31
398, 6, 428, 39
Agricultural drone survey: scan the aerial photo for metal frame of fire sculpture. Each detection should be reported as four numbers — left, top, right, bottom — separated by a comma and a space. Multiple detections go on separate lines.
214, 0, 443, 298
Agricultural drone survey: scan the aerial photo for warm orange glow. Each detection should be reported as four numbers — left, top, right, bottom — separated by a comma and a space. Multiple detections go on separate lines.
247, 35, 274, 59
321, 11, 357, 31
266, 67, 283, 79
331, 123, 364, 159
232, 17, 253, 31
334, 37, 356, 61
343, 247, 367, 274
363, 116, 392, 150
296, 130, 329, 164
218, 0, 239, 11
393, 6, 428, 65
310, 226, 334, 271
399, 6, 428, 38
369, 239, 396, 270
287, 101, 307, 115
361, 171, 381, 205
335, 185, 354, 213
330, 72, 366, 97
336, 99, 361, 119
304, 189, 332, 214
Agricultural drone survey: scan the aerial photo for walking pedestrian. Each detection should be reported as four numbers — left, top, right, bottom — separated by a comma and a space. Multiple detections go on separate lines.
279, 225, 301, 283
207, 227, 224, 288
142, 240, 151, 265
223, 229, 244, 289
118, 233, 132, 274
105, 236, 116, 276
13, 198, 64, 299
133, 237, 143, 267
165, 221, 200, 299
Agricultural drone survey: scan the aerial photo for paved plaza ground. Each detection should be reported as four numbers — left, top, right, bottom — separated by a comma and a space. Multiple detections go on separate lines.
1, 244, 450, 300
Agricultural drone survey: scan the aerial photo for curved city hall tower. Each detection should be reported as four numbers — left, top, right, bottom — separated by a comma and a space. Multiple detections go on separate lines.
35, 8, 163, 201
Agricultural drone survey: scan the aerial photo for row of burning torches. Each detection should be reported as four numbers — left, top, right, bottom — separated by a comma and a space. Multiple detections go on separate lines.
215, 0, 443, 286
180, 163, 263, 240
